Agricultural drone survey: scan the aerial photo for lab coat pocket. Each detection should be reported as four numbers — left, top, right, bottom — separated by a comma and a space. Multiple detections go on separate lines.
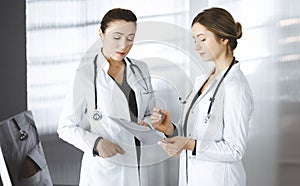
98, 156, 118, 169
19, 142, 52, 186
189, 97, 221, 152
19, 169, 43, 186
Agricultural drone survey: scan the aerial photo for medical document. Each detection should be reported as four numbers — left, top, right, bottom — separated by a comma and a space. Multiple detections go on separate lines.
107, 116, 169, 166
108, 116, 165, 145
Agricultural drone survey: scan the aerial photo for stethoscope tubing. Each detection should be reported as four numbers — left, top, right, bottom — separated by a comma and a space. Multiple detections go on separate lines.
180, 57, 236, 123
92, 55, 152, 120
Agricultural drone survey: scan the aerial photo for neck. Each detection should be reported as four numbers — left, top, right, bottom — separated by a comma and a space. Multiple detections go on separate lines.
101, 48, 124, 67
213, 55, 234, 75
108, 59, 124, 67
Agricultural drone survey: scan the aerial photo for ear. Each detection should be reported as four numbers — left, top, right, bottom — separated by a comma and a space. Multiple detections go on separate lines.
99, 29, 104, 39
221, 38, 229, 46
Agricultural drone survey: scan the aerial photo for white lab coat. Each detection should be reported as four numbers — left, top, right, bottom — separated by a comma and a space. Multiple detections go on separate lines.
57, 50, 157, 186
178, 63, 254, 186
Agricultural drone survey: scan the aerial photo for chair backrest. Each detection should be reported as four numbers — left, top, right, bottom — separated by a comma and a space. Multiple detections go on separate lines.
0, 111, 53, 186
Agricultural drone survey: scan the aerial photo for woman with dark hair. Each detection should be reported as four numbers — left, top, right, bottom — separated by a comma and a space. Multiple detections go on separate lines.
151, 7, 254, 186
58, 8, 156, 185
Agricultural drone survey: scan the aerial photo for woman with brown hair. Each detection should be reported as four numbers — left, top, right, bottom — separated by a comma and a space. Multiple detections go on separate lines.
58, 8, 156, 185
151, 7, 254, 186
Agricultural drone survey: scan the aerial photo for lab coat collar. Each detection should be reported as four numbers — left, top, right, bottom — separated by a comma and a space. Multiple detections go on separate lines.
216, 62, 240, 80
191, 62, 240, 105
95, 49, 109, 79
97, 48, 130, 85
194, 62, 240, 89
96, 48, 133, 80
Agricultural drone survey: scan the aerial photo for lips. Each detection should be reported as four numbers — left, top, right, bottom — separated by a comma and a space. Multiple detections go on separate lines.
116, 51, 125, 56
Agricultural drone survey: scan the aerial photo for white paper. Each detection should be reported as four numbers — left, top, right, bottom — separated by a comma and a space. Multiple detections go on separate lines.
108, 116, 165, 145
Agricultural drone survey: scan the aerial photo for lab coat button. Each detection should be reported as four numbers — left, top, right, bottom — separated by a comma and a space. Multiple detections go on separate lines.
189, 156, 191, 159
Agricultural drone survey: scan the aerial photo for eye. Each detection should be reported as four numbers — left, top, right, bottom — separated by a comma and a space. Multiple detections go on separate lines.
193, 38, 205, 44
127, 35, 135, 42
113, 36, 121, 40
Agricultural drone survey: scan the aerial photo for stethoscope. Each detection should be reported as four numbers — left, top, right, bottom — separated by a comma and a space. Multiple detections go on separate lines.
127, 58, 154, 95
179, 57, 236, 124
11, 118, 28, 141
92, 54, 154, 121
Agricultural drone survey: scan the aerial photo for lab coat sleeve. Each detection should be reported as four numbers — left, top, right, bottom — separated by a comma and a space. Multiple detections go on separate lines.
57, 71, 99, 154
194, 80, 253, 162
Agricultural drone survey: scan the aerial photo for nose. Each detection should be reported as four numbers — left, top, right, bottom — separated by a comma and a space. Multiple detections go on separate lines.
120, 42, 126, 50
120, 38, 131, 50
194, 40, 201, 51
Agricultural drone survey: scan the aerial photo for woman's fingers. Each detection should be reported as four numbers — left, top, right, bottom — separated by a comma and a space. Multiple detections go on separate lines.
158, 137, 185, 157
138, 120, 150, 127
159, 109, 168, 115
158, 140, 169, 151
153, 107, 161, 113
101, 145, 125, 158
100, 147, 115, 158
99, 139, 126, 158
151, 114, 163, 124
164, 137, 175, 143
151, 108, 166, 123
158, 139, 175, 156
115, 145, 125, 154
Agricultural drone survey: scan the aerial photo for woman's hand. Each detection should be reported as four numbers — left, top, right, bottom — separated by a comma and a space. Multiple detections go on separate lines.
96, 138, 125, 158
150, 108, 174, 136
158, 136, 195, 157
138, 120, 150, 128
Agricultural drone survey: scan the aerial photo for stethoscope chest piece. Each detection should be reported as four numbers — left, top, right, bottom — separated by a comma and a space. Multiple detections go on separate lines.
203, 114, 211, 124
93, 110, 102, 121
202, 57, 236, 125
19, 130, 28, 141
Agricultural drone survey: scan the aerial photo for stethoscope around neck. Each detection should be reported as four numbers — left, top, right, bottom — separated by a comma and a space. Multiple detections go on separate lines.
179, 57, 236, 124
92, 54, 154, 121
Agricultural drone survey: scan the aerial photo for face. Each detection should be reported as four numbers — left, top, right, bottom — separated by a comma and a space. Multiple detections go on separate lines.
100, 20, 136, 62
191, 23, 228, 62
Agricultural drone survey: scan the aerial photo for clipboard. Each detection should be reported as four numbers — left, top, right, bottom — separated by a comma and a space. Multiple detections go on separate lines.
108, 116, 165, 145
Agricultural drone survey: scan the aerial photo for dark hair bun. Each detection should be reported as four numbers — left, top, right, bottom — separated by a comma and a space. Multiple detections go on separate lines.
235, 22, 242, 39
